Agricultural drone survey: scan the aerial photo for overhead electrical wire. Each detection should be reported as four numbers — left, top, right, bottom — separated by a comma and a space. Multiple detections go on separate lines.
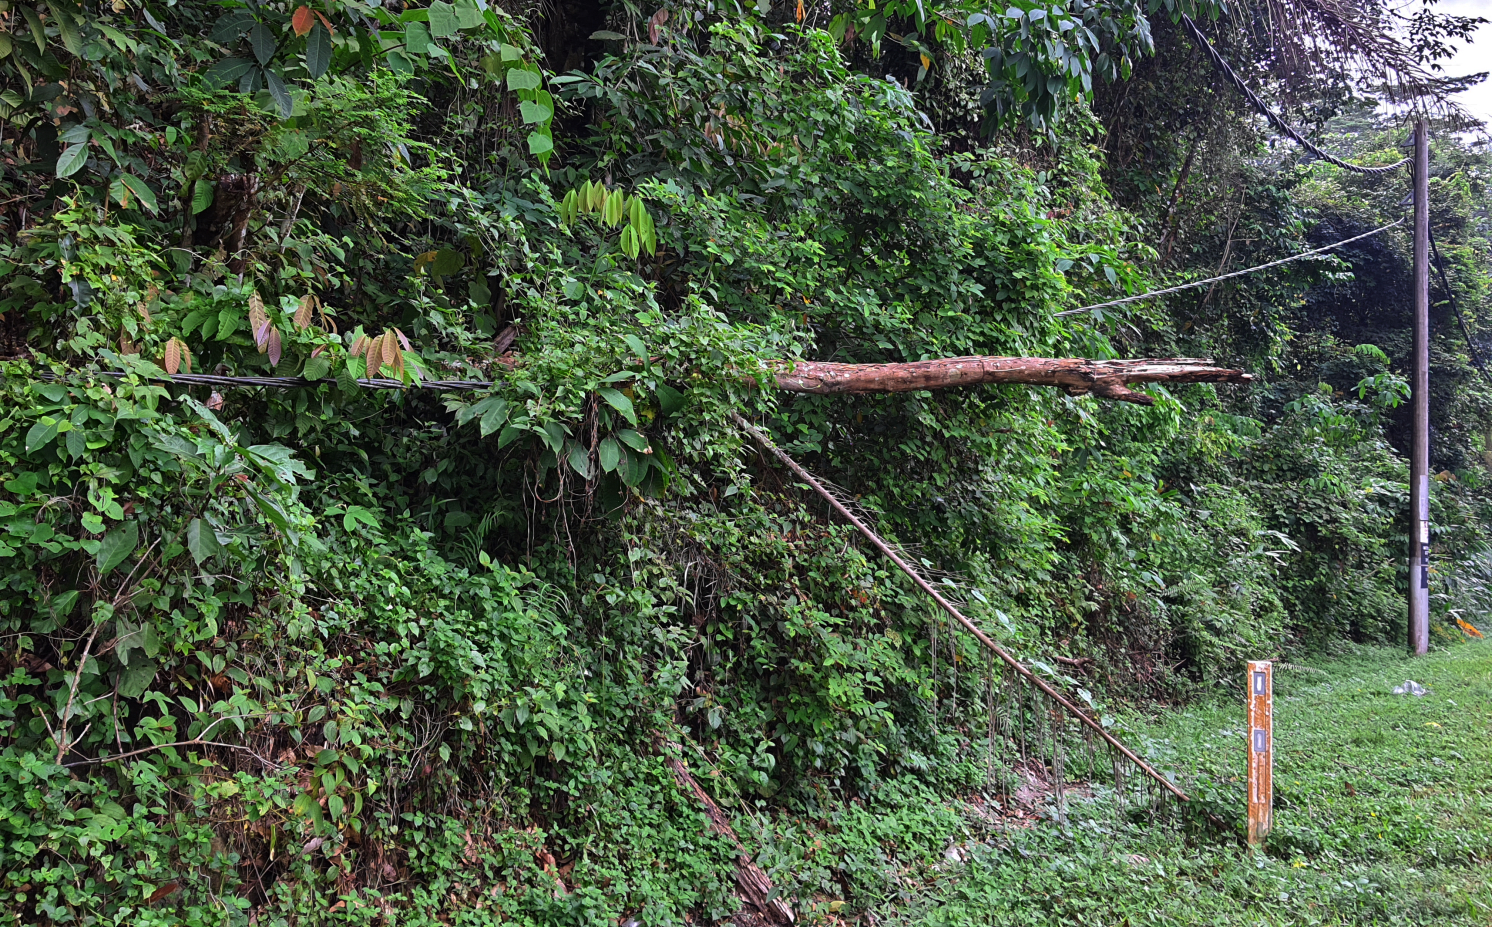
1179, 14, 1410, 177
1055, 218, 1404, 317
1428, 225, 1492, 389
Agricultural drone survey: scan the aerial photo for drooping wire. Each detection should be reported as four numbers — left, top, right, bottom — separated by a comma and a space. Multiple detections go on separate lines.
1179, 14, 1410, 177
31, 369, 498, 391
1056, 219, 1403, 317
1429, 225, 1492, 389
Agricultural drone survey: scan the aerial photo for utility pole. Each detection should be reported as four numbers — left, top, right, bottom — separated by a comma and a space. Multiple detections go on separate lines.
1409, 118, 1430, 656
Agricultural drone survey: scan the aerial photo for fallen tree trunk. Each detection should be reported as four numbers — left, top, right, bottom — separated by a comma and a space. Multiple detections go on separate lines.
61, 356, 1250, 407
770, 356, 1251, 405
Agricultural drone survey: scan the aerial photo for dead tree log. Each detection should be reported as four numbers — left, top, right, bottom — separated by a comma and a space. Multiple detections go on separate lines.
109, 355, 1249, 407
770, 356, 1251, 405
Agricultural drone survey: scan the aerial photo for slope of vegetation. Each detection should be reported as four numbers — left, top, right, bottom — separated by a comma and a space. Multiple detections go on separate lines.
0, 0, 1488, 924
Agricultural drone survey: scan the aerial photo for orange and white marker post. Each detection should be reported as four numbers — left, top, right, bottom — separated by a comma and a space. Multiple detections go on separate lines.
1247, 660, 1274, 847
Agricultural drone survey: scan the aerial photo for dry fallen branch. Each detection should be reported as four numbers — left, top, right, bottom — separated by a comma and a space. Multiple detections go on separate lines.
771, 356, 1252, 405
53, 356, 1250, 407
656, 736, 794, 924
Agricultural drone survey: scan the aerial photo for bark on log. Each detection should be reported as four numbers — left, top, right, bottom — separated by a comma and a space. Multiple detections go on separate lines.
657, 738, 794, 924
770, 357, 1251, 405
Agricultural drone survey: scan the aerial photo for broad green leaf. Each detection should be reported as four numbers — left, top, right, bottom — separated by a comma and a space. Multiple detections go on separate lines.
25, 417, 62, 452
250, 22, 276, 65
506, 67, 541, 90
118, 659, 157, 698
192, 178, 214, 214
2, 471, 37, 494
602, 189, 625, 227
97, 520, 140, 575
527, 131, 553, 156
519, 100, 552, 124
306, 23, 332, 78
56, 143, 89, 178
0, 33, 13, 59
427, 1, 459, 37
206, 56, 254, 89
21, 6, 46, 53
455, 0, 485, 28
620, 449, 647, 487
429, 248, 464, 276
186, 518, 221, 565
302, 354, 331, 380
264, 70, 293, 117
598, 388, 637, 425
404, 21, 431, 55
59, 124, 91, 145
478, 399, 510, 437
386, 49, 413, 74
655, 383, 685, 416
566, 442, 592, 479
56, 9, 83, 55
598, 437, 620, 472
616, 428, 648, 452
211, 10, 255, 43
119, 174, 158, 213
49, 589, 80, 619
619, 225, 640, 259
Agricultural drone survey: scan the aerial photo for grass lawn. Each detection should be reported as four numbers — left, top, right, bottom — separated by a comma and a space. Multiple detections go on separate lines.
881, 641, 1492, 926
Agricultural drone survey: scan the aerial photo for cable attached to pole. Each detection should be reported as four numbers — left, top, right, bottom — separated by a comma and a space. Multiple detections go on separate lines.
1180, 14, 1409, 177
1057, 218, 1404, 317
1428, 225, 1492, 389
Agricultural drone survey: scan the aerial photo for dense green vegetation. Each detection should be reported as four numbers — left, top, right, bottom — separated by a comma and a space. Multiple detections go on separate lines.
0, 0, 1488, 923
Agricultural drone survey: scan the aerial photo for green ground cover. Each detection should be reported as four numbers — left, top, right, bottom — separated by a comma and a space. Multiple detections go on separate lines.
873, 641, 1492, 926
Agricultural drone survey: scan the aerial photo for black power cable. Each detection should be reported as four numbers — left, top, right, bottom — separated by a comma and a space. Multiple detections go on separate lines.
1180, 14, 1410, 177
1428, 225, 1492, 389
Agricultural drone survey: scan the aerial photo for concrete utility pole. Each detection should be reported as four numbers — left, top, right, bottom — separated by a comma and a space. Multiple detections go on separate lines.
1409, 118, 1430, 656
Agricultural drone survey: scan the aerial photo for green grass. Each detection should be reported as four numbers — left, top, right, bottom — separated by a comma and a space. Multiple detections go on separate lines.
869, 641, 1492, 926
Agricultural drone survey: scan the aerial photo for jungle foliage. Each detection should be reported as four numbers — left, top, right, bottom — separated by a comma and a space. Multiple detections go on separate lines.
0, 0, 1488, 923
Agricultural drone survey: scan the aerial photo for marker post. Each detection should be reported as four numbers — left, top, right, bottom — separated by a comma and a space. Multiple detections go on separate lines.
1247, 661, 1273, 847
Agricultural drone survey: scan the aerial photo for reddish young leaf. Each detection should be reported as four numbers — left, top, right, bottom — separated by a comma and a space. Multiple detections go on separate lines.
164, 338, 180, 374
291, 5, 315, 36
267, 327, 283, 367
294, 294, 315, 328
315, 11, 335, 34
146, 882, 180, 904
380, 331, 398, 372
